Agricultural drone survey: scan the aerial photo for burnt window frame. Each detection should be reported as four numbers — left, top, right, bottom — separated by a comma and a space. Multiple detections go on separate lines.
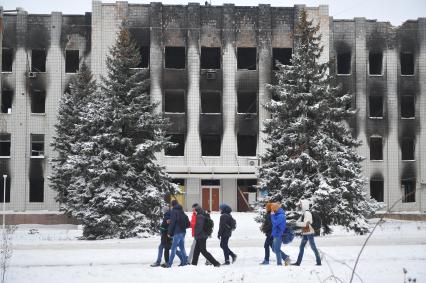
401, 137, 415, 161
336, 51, 351, 75
201, 91, 222, 114
31, 134, 45, 158
400, 95, 415, 119
237, 134, 257, 157
370, 178, 384, 203
164, 46, 186, 70
1, 89, 13, 114
164, 90, 186, 114
369, 95, 383, 119
201, 134, 221, 157
370, 136, 383, 161
368, 51, 383, 76
31, 90, 46, 114
65, 50, 80, 73
2, 48, 13, 72
400, 52, 414, 76
237, 92, 257, 114
237, 47, 257, 71
401, 179, 415, 203
272, 48, 292, 70
0, 133, 11, 157
165, 134, 185, 157
200, 47, 221, 70
31, 49, 47, 73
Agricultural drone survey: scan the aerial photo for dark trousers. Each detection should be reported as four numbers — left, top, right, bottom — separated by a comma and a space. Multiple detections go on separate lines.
191, 238, 219, 266
220, 236, 235, 262
264, 235, 288, 261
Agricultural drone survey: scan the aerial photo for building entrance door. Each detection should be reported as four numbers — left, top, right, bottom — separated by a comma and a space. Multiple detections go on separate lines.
202, 187, 220, 211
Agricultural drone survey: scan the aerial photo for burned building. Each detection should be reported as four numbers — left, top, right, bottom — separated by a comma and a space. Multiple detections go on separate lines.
0, 2, 425, 221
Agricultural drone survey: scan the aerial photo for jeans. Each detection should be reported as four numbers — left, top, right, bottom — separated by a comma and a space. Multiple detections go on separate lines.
272, 237, 283, 265
264, 235, 288, 262
220, 236, 236, 262
168, 233, 188, 267
295, 234, 321, 265
191, 238, 219, 266
156, 242, 183, 264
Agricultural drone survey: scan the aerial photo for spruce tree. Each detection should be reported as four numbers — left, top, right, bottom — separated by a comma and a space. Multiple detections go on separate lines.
53, 23, 176, 239
50, 63, 96, 207
258, 10, 378, 234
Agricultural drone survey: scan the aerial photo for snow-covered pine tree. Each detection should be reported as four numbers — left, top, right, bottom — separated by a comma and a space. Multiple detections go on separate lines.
50, 63, 97, 207
54, 22, 176, 239
258, 9, 378, 234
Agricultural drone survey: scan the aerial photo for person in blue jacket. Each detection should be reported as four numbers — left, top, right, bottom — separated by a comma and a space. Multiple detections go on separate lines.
270, 202, 290, 266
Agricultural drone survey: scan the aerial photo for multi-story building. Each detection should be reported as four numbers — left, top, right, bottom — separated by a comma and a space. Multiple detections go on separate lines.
0, 2, 425, 222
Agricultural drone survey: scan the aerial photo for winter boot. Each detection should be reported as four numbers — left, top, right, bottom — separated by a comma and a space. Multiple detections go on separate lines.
284, 257, 291, 266
260, 260, 269, 265
291, 263, 300, 266
150, 262, 161, 267
223, 261, 230, 265
231, 254, 237, 263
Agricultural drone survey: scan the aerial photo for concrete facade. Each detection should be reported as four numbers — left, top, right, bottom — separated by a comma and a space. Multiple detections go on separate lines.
0, 2, 425, 217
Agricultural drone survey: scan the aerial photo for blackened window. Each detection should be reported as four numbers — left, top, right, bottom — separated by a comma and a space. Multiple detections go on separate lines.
401, 138, 415, 161
369, 52, 382, 75
65, 50, 79, 73
272, 48, 292, 69
402, 179, 415, 203
238, 92, 257, 113
401, 95, 415, 118
369, 96, 383, 118
337, 52, 351, 74
237, 48, 257, 70
29, 158, 44, 202
137, 46, 150, 68
370, 179, 384, 202
1, 90, 13, 114
201, 47, 221, 69
201, 92, 221, 113
164, 90, 185, 113
31, 49, 46, 72
31, 134, 44, 157
237, 134, 257, 156
2, 48, 13, 72
31, 90, 46, 114
400, 52, 414, 75
201, 135, 221, 156
370, 137, 383, 160
165, 47, 185, 69
165, 134, 185, 156
0, 134, 11, 157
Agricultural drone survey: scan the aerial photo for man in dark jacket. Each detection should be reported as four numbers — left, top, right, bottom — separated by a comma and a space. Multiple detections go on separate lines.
151, 206, 183, 267
218, 204, 237, 265
260, 203, 289, 265
191, 205, 220, 267
166, 200, 189, 267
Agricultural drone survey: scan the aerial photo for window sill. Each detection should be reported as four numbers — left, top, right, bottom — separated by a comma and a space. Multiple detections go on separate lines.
369, 117, 383, 120
201, 156, 221, 158
401, 117, 415, 120
237, 69, 257, 72
30, 156, 45, 159
368, 74, 383, 77
402, 160, 416, 162
370, 160, 384, 162
164, 67, 186, 70
337, 73, 351, 76
31, 113, 47, 116
400, 74, 415, 77
164, 155, 184, 158
1, 71, 13, 74
129, 67, 149, 70
0, 156, 11, 159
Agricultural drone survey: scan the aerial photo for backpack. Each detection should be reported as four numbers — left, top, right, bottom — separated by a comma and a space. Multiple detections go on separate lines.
229, 216, 236, 231
282, 227, 294, 244
203, 214, 214, 236
179, 212, 191, 230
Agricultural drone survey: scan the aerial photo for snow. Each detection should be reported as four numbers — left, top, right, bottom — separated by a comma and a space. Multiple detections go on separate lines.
7, 213, 426, 283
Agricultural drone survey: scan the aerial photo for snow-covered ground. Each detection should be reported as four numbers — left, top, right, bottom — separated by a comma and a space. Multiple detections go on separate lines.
7, 213, 426, 283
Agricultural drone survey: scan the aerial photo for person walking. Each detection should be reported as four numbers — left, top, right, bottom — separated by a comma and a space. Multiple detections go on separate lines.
218, 204, 237, 265
187, 203, 199, 264
292, 199, 322, 266
191, 205, 220, 267
165, 200, 189, 268
270, 202, 290, 266
260, 203, 289, 265
151, 205, 183, 267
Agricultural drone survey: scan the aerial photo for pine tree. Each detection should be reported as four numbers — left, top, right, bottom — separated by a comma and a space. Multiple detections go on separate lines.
258, 10, 378, 234
50, 63, 97, 207
53, 23, 176, 239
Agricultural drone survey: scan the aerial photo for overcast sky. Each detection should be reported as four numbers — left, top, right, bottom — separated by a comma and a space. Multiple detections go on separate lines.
2, 0, 426, 26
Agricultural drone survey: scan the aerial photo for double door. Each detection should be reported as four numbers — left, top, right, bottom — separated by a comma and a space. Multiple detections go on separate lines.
202, 187, 220, 212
